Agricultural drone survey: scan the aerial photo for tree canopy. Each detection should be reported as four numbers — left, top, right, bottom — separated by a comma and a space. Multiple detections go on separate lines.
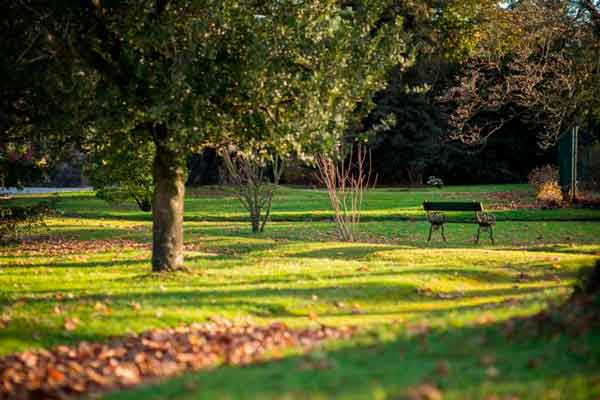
2, 0, 407, 270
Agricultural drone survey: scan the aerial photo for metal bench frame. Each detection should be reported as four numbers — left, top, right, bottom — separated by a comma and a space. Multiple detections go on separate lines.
422, 201, 496, 244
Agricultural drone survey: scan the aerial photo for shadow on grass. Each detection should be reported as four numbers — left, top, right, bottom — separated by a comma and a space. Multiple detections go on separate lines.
0, 323, 110, 351
315, 267, 579, 285
60, 208, 600, 224
102, 319, 600, 400
500, 244, 600, 255
0, 275, 576, 362
4, 281, 562, 317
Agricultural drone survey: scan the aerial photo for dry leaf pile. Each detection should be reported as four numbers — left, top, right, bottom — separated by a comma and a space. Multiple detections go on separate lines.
0, 319, 354, 399
0, 238, 148, 257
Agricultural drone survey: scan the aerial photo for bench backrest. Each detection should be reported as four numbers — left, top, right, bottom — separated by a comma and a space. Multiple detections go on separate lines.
423, 201, 483, 212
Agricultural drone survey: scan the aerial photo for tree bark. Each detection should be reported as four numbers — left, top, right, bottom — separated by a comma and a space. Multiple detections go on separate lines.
250, 207, 260, 233
152, 126, 185, 272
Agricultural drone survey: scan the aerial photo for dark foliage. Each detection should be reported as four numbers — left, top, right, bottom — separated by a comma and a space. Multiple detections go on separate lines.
364, 67, 554, 185
0, 196, 58, 244
186, 148, 223, 186
575, 260, 600, 296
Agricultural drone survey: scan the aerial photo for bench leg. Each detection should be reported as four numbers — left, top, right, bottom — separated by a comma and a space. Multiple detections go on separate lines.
441, 224, 447, 242
475, 226, 481, 244
427, 224, 433, 242
489, 226, 495, 245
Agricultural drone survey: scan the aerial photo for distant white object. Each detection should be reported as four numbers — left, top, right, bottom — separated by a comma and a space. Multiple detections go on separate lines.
0, 187, 93, 196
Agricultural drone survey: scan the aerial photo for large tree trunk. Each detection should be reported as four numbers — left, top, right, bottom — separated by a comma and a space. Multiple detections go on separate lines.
152, 126, 186, 272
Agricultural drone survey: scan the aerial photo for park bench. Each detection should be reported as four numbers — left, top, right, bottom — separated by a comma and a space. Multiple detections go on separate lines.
422, 201, 496, 244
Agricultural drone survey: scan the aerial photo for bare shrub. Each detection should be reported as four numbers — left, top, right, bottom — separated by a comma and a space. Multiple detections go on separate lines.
221, 148, 283, 233
315, 145, 375, 241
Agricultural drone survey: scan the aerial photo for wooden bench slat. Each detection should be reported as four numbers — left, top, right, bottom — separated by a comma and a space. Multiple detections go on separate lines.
423, 201, 483, 212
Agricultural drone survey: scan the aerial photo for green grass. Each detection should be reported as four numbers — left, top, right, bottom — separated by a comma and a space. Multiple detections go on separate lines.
1, 184, 600, 399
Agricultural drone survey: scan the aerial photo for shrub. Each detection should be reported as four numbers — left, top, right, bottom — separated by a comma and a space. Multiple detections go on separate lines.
89, 137, 154, 212
0, 197, 58, 244
315, 145, 374, 242
96, 187, 152, 212
220, 149, 283, 233
528, 165, 559, 193
427, 176, 444, 189
528, 165, 562, 208
536, 181, 563, 208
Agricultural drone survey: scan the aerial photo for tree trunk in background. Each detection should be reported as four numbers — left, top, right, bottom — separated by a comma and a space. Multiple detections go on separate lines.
152, 126, 185, 272
250, 207, 260, 233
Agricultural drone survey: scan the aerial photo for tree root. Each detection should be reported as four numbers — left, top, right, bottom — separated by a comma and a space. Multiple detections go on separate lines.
152, 264, 191, 273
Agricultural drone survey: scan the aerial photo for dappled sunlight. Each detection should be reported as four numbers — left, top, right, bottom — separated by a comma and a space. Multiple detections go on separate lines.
0, 226, 590, 355
0, 188, 600, 400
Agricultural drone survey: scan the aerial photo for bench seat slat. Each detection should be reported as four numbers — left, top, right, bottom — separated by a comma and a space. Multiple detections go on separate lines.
423, 201, 483, 212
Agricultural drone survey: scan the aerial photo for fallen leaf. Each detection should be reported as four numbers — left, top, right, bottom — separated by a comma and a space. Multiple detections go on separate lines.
479, 354, 496, 366
436, 360, 449, 377
47, 367, 65, 383
0, 313, 11, 328
405, 383, 443, 400
333, 301, 346, 309
64, 317, 79, 331
436, 293, 457, 300
14, 299, 26, 307
485, 366, 499, 377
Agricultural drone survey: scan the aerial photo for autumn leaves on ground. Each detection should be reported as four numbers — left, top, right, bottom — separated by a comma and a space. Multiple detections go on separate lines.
1, 185, 600, 400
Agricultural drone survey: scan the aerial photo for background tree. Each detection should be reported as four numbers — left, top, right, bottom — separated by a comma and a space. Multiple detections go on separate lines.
362, 0, 550, 185
438, 0, 600, 148
366, 67, 444, 185
89, 133, 154, 212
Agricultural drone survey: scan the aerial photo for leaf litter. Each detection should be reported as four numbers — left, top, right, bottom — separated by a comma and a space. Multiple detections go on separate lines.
0, 318, 355, 399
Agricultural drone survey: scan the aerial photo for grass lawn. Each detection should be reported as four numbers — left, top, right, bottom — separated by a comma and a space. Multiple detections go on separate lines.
1, 184, 600, 399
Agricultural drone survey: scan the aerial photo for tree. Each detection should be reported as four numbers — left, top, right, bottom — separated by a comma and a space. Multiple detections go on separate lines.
366, 68, 444, 185
221, 148, 283, 233
89, 133, 154, 212
438, 0, 600, 148
3, 1, 406, 271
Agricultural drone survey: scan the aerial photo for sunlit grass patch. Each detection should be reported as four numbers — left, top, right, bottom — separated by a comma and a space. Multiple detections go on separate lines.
0, 185, 599, 399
